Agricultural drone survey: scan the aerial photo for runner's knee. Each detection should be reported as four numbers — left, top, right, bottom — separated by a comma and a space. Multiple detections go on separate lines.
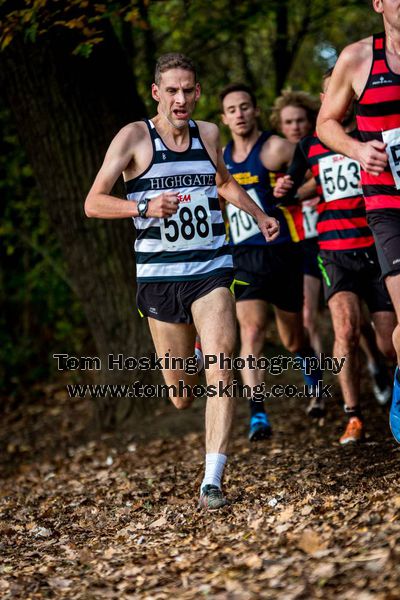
377, 335, 396, 361
335, 323, 360, 351
171, 396, 193, 410
240, 322, 265, 349
392, 324, 400, 357
303, 305, 317, 331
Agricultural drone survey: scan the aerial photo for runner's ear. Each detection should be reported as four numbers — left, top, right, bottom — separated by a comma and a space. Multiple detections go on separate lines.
152, 83, 160, 102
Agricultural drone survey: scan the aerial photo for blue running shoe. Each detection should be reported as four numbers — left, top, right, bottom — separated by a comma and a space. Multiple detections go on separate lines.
248, 411, 272, 442
390, 368, 400, 443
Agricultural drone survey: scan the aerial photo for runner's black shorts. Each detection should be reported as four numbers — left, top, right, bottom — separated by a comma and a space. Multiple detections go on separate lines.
318, 247, 393, 312
301, 237, 322, 280
232, 242, 304, 313
367, 209, 400, 278
136, 272, 234, 324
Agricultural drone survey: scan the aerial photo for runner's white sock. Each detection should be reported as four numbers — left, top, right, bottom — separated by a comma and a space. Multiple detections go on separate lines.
201, 453, 227, 491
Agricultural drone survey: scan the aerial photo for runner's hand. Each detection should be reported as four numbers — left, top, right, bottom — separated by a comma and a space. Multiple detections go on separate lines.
257, 214, 280, 242
273, 175, 294, 198
146, 192, 179, 218
355, 140, 387, 176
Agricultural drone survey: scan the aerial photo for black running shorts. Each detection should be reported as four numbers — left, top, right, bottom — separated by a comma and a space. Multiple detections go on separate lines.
233, 242, 304, 313
136, 272, 234, 324
367, 209, 400, 278
318, 247, 393, 312
301, 238, 322, 280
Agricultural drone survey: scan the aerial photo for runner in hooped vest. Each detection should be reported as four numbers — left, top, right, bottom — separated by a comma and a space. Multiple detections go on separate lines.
85, 53, 280, 510
220, 83, 325, 443
317, 1, 400, 444
275, 69, 396, 445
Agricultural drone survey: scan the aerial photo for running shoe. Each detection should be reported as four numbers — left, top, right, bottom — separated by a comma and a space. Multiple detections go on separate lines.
389, 367, 400, 443
199, 485, 229, 510
306, 397, 326, 419
339, 416, 364, 445
368, 362, 392, 405
248, 411, 272, 442
194, 337, 204, 374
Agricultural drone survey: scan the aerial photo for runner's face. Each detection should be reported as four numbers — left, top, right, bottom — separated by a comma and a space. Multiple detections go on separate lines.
221, 91, 259, 136
279, 106, 312, 143
152, 69, 200, 129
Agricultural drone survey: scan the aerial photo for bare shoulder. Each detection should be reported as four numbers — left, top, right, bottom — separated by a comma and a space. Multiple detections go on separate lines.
331, 36, 373, 97
104, 121, 152, 180
261, 135, 294, 162
260, 134, 293, 171
263, 134, 292, 153
112, 121, 149, 151
338, 36, 372, 69
197, 120, 219, 144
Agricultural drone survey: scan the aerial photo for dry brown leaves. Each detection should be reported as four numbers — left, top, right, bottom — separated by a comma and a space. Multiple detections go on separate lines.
1, 367, 400, 599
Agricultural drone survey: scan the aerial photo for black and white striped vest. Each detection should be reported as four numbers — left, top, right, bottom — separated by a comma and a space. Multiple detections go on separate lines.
125, 119, 233, 282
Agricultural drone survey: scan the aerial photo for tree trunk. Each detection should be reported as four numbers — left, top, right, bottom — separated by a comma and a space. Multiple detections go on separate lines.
0, 28, 156, 428
273, 0, 290, 96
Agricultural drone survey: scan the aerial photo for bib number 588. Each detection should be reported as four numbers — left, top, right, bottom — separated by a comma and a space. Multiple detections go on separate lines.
164, 205, 210, 242
160, 193, 214, 250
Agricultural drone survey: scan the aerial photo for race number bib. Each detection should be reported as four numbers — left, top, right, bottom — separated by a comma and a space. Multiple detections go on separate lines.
160, 192, 213, 250
302, 204, 318, 239
382, 127, 400, 190
226, 188, 263, 244
319, 154, 361, 202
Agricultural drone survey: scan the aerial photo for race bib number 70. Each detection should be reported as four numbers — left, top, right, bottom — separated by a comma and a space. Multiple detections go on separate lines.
226, 188, 263, 244
160, 192, 213, 250
382, 127, 400, 190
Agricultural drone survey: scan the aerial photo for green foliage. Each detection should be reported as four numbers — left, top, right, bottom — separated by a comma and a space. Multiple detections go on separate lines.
0, 0, 385, 395
0, 104, 88, 394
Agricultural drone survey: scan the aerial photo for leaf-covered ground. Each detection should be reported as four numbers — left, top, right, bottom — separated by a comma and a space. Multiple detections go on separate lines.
1, 358, 400, 599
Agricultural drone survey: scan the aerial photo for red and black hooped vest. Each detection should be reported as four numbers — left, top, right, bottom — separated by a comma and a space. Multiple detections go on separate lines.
356, 32, 400, 211
289, 133, 374, 252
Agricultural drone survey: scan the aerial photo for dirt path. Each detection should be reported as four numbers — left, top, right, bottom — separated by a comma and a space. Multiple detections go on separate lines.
1, 366, 400, 599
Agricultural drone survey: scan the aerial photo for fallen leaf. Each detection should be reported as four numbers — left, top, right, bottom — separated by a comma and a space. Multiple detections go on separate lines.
278, 505, 294, 522
149, 516, 167, 528
298, 529, 327, 555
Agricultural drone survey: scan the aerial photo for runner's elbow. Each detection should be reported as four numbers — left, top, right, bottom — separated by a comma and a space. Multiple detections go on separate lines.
84, 195, 98, 218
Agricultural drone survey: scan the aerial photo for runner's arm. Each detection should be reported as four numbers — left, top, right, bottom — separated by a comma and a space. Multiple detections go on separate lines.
273, 141, 309, 202
317, 44, 387, 175
298, 177, 318, 201
260, 135, 295, 172
85, 124, 179, 219
214, 134, 280, 241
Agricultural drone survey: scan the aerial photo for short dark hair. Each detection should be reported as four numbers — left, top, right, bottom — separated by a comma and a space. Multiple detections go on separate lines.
154, 53, 196, 85
219, 83, 257, 110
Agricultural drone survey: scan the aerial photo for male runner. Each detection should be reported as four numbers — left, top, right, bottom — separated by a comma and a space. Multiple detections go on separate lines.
220, 83, 323, 443
85, 54, 280, 509
270, 91, 323, 356
275, 69, 395, 444
317, 0, 400, 442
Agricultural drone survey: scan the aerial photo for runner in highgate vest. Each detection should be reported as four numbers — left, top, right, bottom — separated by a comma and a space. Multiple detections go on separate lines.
85, 54, 280, 510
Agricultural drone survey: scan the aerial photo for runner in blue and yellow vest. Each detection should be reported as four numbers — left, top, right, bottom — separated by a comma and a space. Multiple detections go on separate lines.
220, 83, 324, 442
